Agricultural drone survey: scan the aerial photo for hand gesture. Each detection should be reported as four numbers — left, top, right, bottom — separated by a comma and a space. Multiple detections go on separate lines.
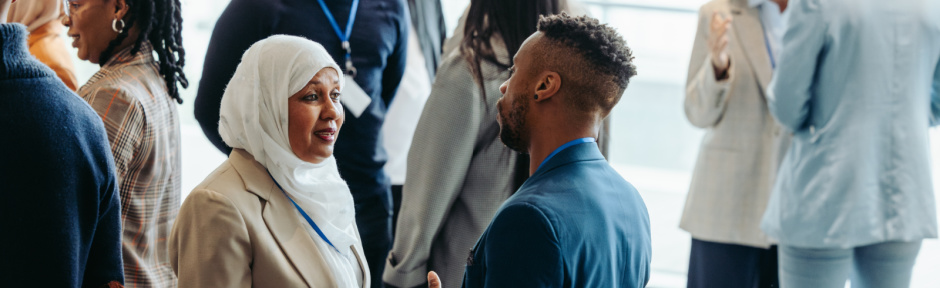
708, 12, 733, 76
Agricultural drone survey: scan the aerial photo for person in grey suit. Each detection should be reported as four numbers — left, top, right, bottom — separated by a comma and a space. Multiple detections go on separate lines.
387, 0, 445, 237
680, 0, 791, 287
382, 1, 563, 287
760, 0, 940, 287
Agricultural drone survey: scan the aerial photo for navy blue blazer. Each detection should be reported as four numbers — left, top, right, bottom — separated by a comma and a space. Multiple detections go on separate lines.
462, 142, 651, 288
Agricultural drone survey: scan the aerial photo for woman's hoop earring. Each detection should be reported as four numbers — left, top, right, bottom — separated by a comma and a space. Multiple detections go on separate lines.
112, 19, 125, 33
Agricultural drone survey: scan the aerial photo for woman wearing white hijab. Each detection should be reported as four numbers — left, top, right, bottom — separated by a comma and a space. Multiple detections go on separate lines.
169, 35, 369, 287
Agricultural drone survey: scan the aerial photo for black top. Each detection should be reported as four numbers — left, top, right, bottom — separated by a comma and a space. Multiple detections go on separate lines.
0, 23, 124, 288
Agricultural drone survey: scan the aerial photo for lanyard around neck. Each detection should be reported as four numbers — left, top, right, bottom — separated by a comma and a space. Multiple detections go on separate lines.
761, 25, 776, 69
317, 0, 360, 76
269, 173, 341, 253
757, 5, 778, 70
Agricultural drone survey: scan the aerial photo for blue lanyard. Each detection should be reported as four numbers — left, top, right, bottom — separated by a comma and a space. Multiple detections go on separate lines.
270, 174, 340, 253
761, 22, 776, 69
317, 0, 360, 76
537, 137, 596, 171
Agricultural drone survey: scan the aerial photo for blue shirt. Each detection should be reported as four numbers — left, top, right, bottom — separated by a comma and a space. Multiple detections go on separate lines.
749, 0, 786, 68
761, 0, 940, 248
463, 142, 651, 287
537, 137, 595, 171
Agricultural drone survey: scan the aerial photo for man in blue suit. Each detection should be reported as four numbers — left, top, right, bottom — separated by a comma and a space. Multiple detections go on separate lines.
430, 13, 652, 288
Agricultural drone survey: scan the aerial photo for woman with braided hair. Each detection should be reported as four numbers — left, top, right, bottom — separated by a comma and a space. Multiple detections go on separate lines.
63, 0, 186, 286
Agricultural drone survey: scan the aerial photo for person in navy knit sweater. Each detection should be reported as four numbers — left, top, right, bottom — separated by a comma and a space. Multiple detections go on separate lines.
193, 0, 408, 286
0, 18, 124, 288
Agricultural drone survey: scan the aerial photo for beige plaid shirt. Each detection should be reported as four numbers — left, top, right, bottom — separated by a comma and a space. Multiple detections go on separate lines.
79, 42, 180, 288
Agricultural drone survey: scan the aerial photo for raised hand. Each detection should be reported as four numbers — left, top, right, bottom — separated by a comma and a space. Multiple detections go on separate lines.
708, 12, 733, 77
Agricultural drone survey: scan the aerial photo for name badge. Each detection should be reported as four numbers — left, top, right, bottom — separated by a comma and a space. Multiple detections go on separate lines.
341, 75, 372, 118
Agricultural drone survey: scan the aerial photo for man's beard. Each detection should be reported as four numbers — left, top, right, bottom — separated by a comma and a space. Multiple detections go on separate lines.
498, 95, 529, 153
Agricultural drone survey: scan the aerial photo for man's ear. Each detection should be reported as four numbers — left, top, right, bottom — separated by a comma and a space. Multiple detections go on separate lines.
533, 71, 561, 102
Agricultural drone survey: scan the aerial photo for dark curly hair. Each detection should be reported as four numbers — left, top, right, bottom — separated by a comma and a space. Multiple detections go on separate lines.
536, 13, 636, 114
99, 0, 188, 104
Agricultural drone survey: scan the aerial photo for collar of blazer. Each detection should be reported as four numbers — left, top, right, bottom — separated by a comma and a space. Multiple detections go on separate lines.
728, 0, 773, 95
228, 148, 371, 287
528, 142, 606, 182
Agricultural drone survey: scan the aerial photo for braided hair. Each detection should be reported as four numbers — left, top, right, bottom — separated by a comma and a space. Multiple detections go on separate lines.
99, 0, 188, 104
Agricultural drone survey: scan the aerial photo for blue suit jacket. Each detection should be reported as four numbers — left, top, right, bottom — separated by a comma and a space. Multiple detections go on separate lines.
462, 142, 651, 288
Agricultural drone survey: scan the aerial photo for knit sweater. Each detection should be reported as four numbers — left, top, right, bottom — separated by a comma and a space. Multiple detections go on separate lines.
0, 23, 124, 288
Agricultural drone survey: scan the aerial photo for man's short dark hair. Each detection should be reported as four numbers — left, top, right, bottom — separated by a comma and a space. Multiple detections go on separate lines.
536, 14, 637, 115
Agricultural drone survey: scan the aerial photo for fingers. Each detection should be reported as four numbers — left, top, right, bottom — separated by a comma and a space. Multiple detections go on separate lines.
710, 13, 732, 43
717, 32, 729, 53
711, 12, 723, 31
428, 271, 441, 288
708, 11, 733, 71
710, 12, 733, 39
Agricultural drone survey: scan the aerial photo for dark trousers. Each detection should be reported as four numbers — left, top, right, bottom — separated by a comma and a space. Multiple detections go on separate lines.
687, 238, 778, 288
391, 184, 403, 236
355, 195, 392, 288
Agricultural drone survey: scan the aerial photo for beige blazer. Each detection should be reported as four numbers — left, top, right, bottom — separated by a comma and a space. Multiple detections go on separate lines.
679, 0, 791, 248
169, 149, 370, 287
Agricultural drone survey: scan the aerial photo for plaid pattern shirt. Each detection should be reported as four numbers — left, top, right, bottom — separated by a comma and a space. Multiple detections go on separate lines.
79, 42, 180, 288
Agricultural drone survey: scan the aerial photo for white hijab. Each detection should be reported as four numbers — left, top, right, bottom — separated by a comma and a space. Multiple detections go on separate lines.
218, 35, 359, 263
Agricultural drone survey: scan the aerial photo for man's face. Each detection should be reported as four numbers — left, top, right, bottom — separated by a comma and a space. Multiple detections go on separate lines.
497, 34, 541, 153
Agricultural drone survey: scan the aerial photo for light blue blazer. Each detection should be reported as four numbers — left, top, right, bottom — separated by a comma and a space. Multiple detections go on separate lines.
760, 0, 940, 248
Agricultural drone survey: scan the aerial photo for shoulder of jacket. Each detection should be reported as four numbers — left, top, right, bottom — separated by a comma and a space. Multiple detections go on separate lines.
190, 162, 259, 205
699, 0, 732, 16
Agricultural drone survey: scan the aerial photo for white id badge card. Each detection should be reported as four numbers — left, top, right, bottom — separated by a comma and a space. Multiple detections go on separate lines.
341, 75, 372, 118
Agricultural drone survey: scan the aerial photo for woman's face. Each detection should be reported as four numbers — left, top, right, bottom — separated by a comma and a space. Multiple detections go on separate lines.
62, 0, 126, 64
288, 68, 345, 164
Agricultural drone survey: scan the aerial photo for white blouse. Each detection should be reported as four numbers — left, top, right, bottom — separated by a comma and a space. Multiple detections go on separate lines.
300, 215, 365, 287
